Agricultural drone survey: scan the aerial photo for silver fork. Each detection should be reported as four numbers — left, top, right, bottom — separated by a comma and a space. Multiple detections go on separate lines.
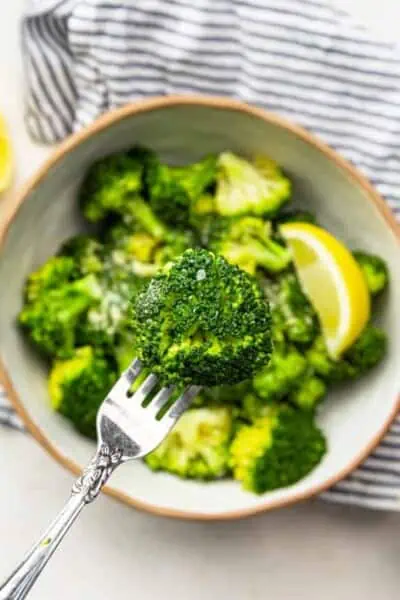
0, 358, 201, 600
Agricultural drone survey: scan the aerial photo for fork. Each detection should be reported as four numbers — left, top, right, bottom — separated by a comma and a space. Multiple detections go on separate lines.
0, 358, 201, 600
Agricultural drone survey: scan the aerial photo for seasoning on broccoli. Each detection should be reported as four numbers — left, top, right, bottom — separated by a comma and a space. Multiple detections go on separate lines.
19, 274, 101, 359
214, 153, 291, 217
229, 405, 326, 493
261, 273, 319, 345
145, 407, 232, 479
208, 216, 291, 275
146, 154, 217, 227
132, 248, 272, 387
353, 251, 389, 297
48, 346, 116, 439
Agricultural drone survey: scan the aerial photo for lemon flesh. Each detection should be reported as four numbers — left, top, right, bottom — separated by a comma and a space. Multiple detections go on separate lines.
0, 115, 13, 193
280, 223, 370, 358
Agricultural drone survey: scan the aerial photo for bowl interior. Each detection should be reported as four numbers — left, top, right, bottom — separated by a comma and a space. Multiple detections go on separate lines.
1, 101, 399, 518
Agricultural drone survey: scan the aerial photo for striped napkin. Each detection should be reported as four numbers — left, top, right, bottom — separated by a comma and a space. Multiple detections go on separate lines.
3, 0, 399, 509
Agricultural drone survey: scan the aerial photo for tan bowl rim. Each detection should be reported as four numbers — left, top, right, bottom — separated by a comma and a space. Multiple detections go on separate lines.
1, 95, 399, 521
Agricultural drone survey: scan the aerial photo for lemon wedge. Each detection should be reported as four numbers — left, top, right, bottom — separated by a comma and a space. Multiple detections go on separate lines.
280, 222, 370, 358
0, 114, 13, 193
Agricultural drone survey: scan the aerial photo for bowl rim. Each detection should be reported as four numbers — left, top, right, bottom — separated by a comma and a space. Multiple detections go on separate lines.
1, 95, 399, 521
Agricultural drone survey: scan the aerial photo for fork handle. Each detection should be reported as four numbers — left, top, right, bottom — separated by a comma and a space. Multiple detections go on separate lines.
0, 443, 122, 600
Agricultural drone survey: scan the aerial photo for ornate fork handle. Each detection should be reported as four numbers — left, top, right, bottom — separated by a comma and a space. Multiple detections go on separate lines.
0, 444, 123, 600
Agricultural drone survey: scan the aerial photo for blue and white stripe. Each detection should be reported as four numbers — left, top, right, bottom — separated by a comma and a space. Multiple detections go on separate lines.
3, 0, 398, 509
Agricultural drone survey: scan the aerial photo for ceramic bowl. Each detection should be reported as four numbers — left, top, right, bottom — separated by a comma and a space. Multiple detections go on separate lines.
1, 97, 399, 520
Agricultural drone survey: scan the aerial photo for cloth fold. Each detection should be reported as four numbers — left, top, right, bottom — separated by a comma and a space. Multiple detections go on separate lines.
3, 0, 399, 509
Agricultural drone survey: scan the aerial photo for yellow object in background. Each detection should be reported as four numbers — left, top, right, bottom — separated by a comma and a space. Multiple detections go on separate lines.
280, 222, 370, 359
0, 114, 13, 193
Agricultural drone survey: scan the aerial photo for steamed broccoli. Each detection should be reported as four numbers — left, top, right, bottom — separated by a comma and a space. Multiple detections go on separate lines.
306, 326, 387, 383
229, 405, 326, 493
253, 348, 307, 402
23, 256, 77, 304
261, 273, 319, 345
78, 261, 146, 348
19, 274, 101, 358
353, 251, 389, 297
274, 209, 317, 226
59, 235, 104, 275
289, 373, 327, 412
208, 216, 291, 275
145, 407, 232, 479
146, 154, 217, 227
214, 153, 291, 217
106, 214, 195, 277
345, 325, 387, 373
48, 346, 116, 438
132, 248, 272, 387
80, 147, 166, 240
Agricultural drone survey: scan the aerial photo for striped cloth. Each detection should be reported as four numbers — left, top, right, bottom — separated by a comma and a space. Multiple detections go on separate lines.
3, 0, 398, 509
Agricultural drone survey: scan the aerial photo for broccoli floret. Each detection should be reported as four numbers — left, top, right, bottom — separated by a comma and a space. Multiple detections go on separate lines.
306, 336, 356, 382
19, 274, 101, 358
240, 392, 270, 422
230, 405, 327, 493
59, 235, 104, 275
208, 216, 291, 275
146, 154, 217, 227
261, 273, 319, 345
253, 348, 307, 402
78, 261, 146, 348
23, 256, 77, 304
132, 248, 272, 387
80, 147, 166, 239
48, 346, 116, 439
345, 325, 387, 374
274, 209, 317, 226
214, 153, 291, 217
145, 407, 232, 480
289, 373, 327, 412
353, 251, 389, 297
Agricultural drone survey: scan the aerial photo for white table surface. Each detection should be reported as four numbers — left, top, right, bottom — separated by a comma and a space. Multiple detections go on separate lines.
0, 2, 399, 599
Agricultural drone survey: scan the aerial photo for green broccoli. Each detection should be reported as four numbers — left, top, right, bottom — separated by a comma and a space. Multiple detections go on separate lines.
146, 154, 217, 227
274, 209, 317, 226
353, 251, 389, 297
132, 248, 272, 387
289, 373, 327, 412
214, 153, 291, 217
208, 216, 291, 275
23, 256, 77, 304
78, 261, 146, 348
229, 405, 327, 493
48, 346, 116, 439
59, 235, 104, 275
253, 347, 307, 402
260, 273, 319, 345
306, 336, 356, 383
145, 407, 232, 480
80, 147, 166, 239
19, 274, 101, 358
345, 325, 387, 374
106, 215, 195, 277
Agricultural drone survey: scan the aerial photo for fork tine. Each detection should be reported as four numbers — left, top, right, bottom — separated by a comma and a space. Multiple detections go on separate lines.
107, 358, 142, 397
145, 385, 175, 416
165, 385, 202, 421
132, 373, 159, 405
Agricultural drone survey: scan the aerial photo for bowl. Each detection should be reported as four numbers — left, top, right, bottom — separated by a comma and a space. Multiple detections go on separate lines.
1, 96, 399, 520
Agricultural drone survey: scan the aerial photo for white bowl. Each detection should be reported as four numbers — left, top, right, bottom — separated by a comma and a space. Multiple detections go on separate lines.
1, 96, 399, 520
